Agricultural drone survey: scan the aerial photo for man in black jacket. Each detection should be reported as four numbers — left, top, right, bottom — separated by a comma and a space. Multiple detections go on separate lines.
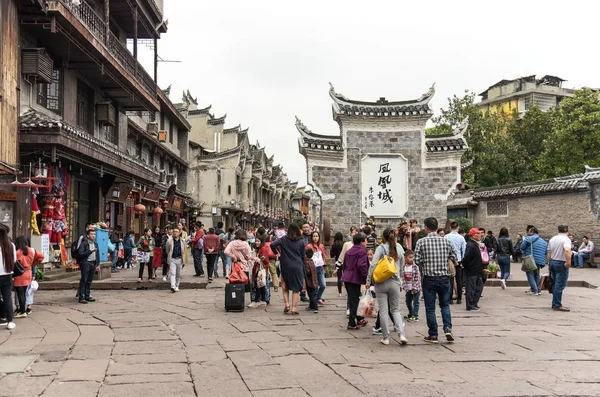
463, 228, 484, 312
77, 229, 100, 304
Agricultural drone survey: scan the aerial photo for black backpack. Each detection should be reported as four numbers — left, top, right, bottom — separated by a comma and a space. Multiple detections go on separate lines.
71, 235, 83, 261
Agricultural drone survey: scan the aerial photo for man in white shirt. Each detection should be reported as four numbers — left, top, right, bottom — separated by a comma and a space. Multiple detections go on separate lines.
575, 236, 595, 268
546, 225, 572, 312
445, 221, 467, 305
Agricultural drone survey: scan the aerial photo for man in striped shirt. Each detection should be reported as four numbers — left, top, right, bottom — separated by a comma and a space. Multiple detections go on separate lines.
415, 217, 457, 344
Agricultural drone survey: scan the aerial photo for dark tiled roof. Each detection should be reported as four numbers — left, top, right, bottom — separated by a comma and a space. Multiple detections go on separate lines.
425, 138, 468, 152
473, 180, 585, 200
329, 83, 435, 117
20, 109, 159, 175
447, 195, 478, 208
304, 139, 343, 151
207, 114, 226, 125
187, 105, 212, 116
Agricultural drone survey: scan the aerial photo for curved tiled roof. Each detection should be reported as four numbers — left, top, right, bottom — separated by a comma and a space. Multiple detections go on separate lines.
329, 83, 435, 117
20, 109, 159, 176
425, 138, 468, 152
187, 105, 212, 116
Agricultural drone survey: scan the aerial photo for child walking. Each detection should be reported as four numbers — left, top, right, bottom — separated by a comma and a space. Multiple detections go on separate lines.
304, 248, 319, 313
402, 250, 422, 322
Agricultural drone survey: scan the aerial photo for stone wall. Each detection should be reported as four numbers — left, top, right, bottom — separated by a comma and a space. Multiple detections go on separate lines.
314, 126, 459, 236
473, 191, 600, 254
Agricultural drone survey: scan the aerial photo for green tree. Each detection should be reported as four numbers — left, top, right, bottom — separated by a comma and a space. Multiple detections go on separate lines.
431, 91, 522, 187
507, 104, 552, 181
539, 89, 600, 177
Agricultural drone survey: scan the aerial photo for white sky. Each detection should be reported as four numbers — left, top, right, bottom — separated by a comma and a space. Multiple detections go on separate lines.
137, 0, 600, 185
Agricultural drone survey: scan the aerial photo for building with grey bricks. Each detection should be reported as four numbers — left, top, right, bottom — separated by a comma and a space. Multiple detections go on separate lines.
297, 84, 468, 240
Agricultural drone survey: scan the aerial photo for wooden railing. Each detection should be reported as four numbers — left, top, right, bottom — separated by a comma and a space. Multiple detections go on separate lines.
60, 0, 157, 98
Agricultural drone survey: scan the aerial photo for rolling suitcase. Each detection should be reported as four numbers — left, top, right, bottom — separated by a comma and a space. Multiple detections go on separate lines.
225, 283, 245, 312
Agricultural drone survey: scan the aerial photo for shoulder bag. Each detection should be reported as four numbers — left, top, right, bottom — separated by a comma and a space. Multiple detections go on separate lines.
373, 246, 398, 284
521, 237, 538, 272
447, 259, 456, 278
13, 260, 25, 278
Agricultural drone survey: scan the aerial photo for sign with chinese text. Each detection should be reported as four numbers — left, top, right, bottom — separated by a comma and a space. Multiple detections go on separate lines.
361, 154, 408, 217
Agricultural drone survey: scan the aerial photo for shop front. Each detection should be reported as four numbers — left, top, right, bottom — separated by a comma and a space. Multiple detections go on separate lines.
104, 184, 132, 230
165, 193, 186, 227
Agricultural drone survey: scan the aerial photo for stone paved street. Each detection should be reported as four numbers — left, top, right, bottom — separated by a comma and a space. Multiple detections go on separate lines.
2, 268, 600, 397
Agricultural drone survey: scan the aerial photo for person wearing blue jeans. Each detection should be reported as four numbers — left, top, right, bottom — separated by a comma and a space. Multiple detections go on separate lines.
547, 225, 572, 311
422, 276, 452, 339
316, 266, 326, 302
549, 260, 569, 309
414, 217, 457, 343
521, 226, 548, 295
575, 237, 594, 267
526, 265, 542, 295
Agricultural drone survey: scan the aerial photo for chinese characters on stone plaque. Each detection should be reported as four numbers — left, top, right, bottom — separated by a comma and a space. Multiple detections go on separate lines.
361, 155, 408, 217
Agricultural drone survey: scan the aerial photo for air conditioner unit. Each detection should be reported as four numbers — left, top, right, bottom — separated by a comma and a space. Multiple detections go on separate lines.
147, 122, 158, 136
21, 48, 53, 84
158, 130, 167, 142
96, 102, 116, 126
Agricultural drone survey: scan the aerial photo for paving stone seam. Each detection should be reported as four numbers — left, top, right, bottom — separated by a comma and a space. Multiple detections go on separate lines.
171, 323, 200, 397
218, 340, 254, 395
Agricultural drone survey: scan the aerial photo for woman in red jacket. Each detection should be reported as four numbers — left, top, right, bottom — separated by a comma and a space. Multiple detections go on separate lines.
14, 236, 44, 318
203, 228, 220, 283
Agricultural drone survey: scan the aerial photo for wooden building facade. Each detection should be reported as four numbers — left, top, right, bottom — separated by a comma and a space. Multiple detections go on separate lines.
13, 0, 190, 251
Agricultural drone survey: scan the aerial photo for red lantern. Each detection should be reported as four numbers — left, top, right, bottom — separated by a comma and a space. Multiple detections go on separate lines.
134, 203, 146, 214
153, 207, 163, 216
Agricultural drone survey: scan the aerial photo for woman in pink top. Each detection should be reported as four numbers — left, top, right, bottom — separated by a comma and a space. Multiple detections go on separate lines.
225, 229, 252, 292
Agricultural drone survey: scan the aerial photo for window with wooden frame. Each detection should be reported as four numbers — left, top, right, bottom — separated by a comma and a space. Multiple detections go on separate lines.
104, 125, 116, 145
76, 79, 94, 132
37, 68, 62, 115
101, 101, 117, 145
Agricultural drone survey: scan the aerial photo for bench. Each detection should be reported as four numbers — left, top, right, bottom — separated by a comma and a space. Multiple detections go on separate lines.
584, 256, 600, 268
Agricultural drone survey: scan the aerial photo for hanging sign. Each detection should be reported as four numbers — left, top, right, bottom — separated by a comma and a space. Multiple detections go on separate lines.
361, 154, 408, 217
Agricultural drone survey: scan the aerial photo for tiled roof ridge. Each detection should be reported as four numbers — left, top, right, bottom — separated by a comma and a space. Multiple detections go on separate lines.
187, 105, 212, 116
328, 82, 435, 107
20, 109, 159, 176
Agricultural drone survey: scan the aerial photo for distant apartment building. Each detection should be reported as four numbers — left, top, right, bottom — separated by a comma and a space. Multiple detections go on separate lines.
478, 75, 574, 116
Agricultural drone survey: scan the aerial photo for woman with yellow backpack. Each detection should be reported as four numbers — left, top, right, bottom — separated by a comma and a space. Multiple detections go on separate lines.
366, 228, 408, 346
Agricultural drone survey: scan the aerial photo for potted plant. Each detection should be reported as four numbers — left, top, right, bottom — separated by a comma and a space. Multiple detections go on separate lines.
486, 263, 499, 278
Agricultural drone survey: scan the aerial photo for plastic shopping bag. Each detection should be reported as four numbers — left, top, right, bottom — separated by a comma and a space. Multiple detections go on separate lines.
357, 291, 375, 318
369, 286, 379, 318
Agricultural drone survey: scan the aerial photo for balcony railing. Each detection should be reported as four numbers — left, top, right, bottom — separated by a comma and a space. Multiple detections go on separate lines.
60, 0, 156, 99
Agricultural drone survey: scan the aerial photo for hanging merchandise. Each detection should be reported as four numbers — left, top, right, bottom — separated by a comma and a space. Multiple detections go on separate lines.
31, 191, 41, 235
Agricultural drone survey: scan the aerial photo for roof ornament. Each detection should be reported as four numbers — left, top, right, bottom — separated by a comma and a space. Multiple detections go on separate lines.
186, 90, 198, 105
417, 83, 436, 102
451, 116, 469, 136
162, 84, 171, 96
328, 82, 349, 101
295, 115, 306, 130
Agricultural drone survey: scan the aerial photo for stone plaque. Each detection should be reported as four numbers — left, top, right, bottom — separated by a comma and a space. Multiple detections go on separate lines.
361, 154, 408, 217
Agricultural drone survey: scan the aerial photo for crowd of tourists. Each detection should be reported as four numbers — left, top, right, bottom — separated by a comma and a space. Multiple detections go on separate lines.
0, 214, 588, 332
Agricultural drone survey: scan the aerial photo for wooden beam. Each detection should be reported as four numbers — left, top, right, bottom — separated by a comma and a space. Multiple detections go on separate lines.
153, 37, 158, 83
133, 6, 138, 59
104, 0, 110, 44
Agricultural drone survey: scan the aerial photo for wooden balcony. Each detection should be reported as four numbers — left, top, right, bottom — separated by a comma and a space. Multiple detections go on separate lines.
37, 0, 160, 110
